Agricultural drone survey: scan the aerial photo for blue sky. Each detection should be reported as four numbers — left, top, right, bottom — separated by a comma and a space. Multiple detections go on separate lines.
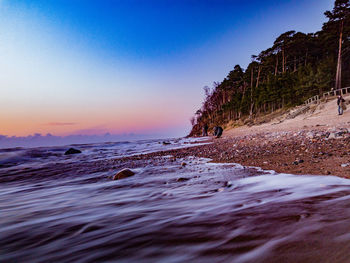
0, 0, 334, 140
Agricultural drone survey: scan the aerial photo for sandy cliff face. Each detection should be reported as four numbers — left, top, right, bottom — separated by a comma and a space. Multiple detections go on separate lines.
224, 94, 350, 138
180, 95, 350, 176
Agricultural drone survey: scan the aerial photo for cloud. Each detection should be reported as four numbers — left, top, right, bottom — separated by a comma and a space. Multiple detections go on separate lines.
46, 122, 77, 126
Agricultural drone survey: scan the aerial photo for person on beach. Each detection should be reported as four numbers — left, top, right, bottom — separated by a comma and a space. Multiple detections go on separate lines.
337, 95, 345, 115
213, 126, 223, 138
202, 123, 208, 136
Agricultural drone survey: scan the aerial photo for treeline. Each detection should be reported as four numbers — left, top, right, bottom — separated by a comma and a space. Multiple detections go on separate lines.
190, 0, 350, 136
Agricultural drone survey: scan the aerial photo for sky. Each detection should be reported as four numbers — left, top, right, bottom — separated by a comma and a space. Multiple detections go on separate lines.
0, 0, 334, 142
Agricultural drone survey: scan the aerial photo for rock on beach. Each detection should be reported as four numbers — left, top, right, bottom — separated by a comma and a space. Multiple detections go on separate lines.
64, 148, 82, 155
113, 169, 135, 180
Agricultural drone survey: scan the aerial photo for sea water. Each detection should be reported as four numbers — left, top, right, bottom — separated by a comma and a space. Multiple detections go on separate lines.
1, 138, 350, 262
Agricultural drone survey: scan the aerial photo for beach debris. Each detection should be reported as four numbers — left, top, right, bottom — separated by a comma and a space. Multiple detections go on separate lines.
181, 162, 187, 166
64, 148, 82, 155
162, 141, 171, 145
113, 168, 135, 180
341, 163, 350, 168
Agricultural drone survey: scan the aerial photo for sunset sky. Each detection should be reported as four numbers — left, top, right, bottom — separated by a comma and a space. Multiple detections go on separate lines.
0, 0, 333, 139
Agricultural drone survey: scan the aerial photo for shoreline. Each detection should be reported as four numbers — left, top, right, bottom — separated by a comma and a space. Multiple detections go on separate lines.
121, 92, 350, 179
121, 126, 350, 177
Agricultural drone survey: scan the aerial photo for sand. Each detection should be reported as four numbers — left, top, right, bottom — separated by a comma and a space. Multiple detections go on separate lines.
226, 94, 350, 136
128, 94, 350, 177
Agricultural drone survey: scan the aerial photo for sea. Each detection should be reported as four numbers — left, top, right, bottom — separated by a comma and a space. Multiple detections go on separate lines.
1, 137, 350, 263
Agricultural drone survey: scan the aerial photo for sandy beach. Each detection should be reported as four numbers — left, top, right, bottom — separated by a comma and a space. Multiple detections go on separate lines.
127, 95, 350, 177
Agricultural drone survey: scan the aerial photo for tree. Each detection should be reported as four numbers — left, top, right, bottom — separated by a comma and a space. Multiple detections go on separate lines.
324, 0, 350, 90
273, 31, 296, 73
189, 0, 350, 136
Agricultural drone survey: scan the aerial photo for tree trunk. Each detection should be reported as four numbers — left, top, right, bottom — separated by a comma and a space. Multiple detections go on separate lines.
282, 47, 285, 73
336, 20, 344, 91
275, 55, 279, 76
239, 82, 247, 119
256, 66, 261, 88
250, 66, 261, 118
305, 49, 308, 66
249, 69, 254, 118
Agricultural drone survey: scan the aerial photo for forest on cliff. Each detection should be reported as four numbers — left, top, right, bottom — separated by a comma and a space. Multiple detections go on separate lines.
190, 0, 350, 136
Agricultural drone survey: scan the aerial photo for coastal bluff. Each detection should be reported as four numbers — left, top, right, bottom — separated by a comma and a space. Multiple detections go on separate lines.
176, 95, 350, 177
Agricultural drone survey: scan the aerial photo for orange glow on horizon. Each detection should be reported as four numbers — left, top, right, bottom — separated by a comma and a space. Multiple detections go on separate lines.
0, 107, 188, 137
